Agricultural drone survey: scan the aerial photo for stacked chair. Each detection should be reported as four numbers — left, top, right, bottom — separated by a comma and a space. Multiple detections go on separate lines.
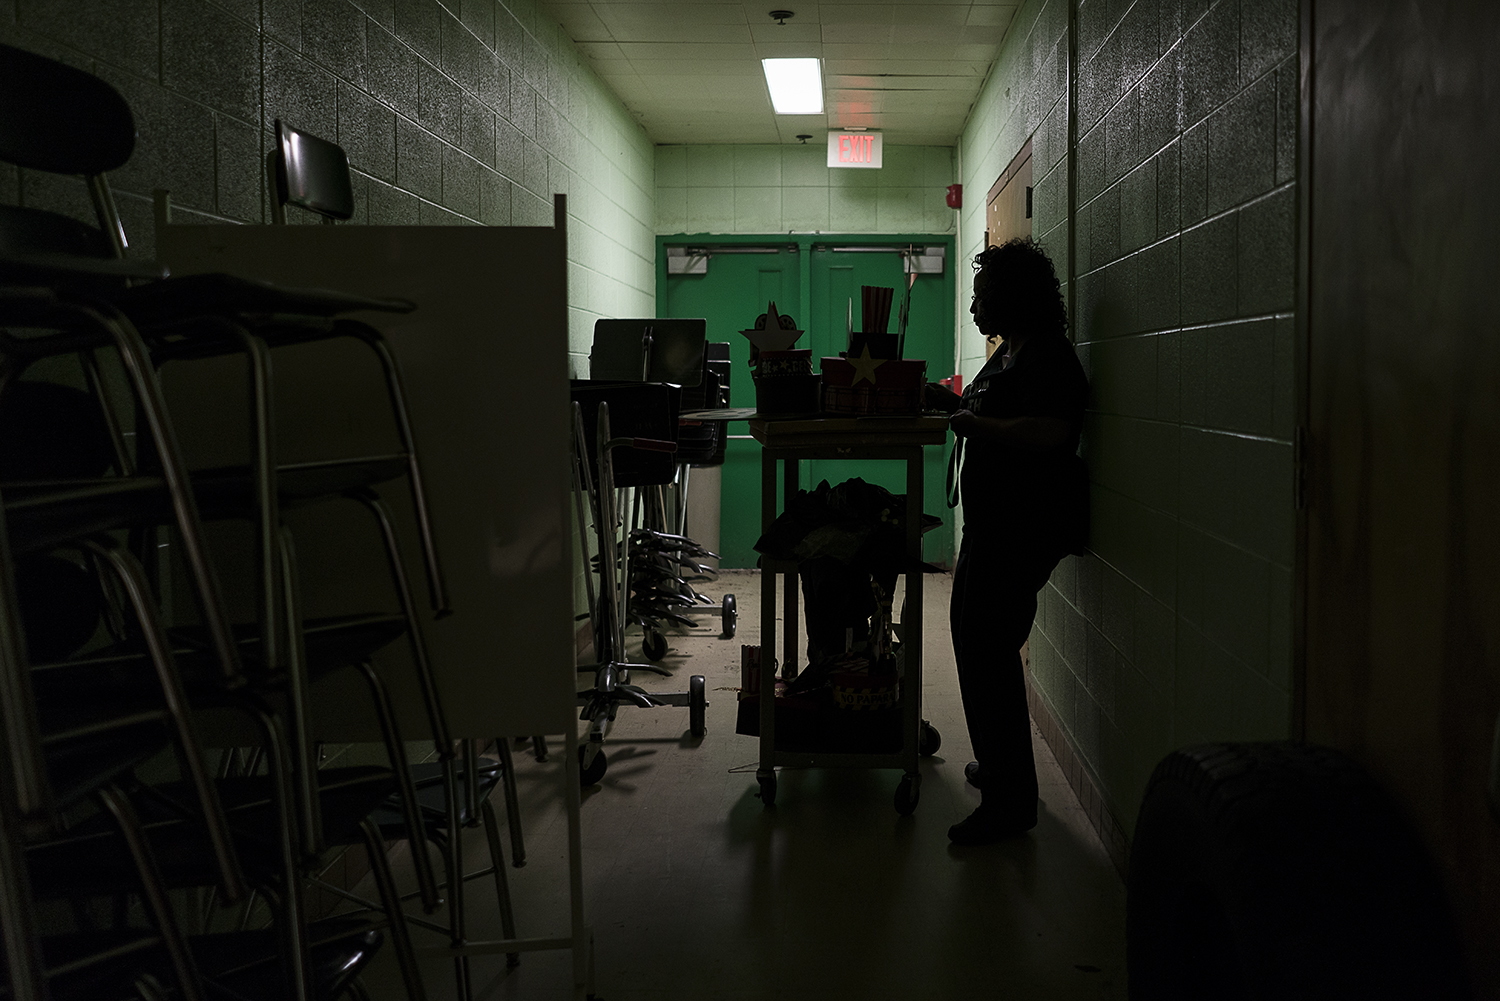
0, 43, 523, 1001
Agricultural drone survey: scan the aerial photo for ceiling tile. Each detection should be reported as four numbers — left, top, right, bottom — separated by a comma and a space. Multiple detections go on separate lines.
829, 74, 979, 90
615, 41, 760, 60
592, 3, 750, 29
823, 57, 991, 75
819, 23, 894, 44
743, 3, 822, 25
624, 23, 751, 43
551, 5, 614, 39
890, 5, 968, 25
751, 40, 828, 58
821, 42, 894, 60
816, 4, 897, 24
622, 58, 764, 76
576, 41, 628, 60
966, 4, 1019, 27
749, 23, 823, 42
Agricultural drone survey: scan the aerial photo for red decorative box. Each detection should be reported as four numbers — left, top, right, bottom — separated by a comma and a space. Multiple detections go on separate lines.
820, 357, 927, 415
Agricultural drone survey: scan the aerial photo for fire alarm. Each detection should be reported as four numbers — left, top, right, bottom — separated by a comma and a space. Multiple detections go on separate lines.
946, 184, 962, 209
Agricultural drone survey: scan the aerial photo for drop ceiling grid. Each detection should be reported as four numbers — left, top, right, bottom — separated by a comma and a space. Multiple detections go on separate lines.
541, 0, 1020, 144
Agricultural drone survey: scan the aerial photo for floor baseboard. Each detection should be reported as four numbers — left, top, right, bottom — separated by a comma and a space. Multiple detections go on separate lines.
1025, 677, 1131, 881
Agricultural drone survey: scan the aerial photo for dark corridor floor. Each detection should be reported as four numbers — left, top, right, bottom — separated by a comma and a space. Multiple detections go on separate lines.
360, 569, 1127, 1000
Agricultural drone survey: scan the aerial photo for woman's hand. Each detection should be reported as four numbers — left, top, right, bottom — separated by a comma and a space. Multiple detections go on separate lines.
949, 409, 979, 437
949, 410, 1072, 452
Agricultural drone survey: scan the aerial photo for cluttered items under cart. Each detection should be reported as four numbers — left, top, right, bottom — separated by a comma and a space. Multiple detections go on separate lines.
735, 476, 944, 754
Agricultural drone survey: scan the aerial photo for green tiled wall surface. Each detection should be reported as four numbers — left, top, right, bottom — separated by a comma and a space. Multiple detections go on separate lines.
959, 0, 1297, 837
0, 0, 656, 377
655, 144, 957, 236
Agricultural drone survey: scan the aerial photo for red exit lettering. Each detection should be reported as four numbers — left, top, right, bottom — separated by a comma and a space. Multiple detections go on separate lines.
838, 134, 872, 163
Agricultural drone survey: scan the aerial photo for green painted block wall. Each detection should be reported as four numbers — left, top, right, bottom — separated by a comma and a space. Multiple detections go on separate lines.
958, 0, 1297, 837
655, 144, 958, 237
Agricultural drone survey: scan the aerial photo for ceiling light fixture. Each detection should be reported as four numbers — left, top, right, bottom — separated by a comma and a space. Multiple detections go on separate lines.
762, 58, 823, 115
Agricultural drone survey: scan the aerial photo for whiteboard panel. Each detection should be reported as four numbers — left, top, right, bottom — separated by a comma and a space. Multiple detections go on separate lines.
155, 204, 574, 739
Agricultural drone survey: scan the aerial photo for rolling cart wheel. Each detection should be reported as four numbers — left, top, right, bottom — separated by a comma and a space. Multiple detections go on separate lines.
578, 745, 607, 787
721, 593, 737, 637
919, 720, 942, 757
689, 674, 708, 737
895, 773, 921, 816
758, 772, 777, 807
642, 629, 668, 662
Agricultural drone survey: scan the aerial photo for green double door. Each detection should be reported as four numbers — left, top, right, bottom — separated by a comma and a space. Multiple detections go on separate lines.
657, 235, 956, 569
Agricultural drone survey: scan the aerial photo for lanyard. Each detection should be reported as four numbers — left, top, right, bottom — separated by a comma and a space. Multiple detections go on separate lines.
946, 435, 963, 509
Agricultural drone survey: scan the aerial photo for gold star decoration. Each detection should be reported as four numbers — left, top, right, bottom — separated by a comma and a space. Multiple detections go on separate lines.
849, 344, 886, 386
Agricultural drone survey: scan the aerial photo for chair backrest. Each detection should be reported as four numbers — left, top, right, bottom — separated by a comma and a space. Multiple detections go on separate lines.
271, 119, 354, 224
0, 44, 134, 257
0, 44, 135, 177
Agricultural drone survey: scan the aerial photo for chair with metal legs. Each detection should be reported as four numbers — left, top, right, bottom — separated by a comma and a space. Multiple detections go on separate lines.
0, 367, 414, 999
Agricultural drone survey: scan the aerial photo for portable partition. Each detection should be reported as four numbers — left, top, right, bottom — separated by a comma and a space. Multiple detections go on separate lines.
155, 196, 591, 999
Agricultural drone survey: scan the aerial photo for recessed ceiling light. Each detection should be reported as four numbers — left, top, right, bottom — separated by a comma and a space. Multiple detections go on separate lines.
762, 58, 823, 115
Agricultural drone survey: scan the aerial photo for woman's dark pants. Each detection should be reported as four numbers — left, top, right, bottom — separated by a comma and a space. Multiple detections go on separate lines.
950, 531, 1063, 818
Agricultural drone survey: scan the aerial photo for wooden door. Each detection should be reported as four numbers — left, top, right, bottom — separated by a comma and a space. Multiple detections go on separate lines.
984, 139, 1033, 357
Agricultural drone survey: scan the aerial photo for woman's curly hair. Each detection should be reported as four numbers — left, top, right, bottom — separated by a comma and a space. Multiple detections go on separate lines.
972, 237, 1069, 340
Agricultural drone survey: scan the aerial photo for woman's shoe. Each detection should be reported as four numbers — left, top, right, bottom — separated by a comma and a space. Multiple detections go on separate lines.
947, 805, 1037, 845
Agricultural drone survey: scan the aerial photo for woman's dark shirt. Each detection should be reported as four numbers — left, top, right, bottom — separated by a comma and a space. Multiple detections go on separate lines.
959, 332, 1089, 551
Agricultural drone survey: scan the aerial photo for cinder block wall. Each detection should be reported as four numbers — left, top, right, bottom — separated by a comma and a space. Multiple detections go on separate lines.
654, 144, 957, 235
0, 0, 656, 374
959, 0, 1297, 852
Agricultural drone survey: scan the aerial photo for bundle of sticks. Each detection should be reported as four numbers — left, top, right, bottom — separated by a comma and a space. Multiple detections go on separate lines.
861, 284, 894, 335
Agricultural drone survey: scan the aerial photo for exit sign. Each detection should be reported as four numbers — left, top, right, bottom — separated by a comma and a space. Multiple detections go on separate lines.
827, 131, 883, 169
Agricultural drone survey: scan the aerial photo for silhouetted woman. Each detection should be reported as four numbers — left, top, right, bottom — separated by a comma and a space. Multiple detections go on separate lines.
933, 238, 1088, 845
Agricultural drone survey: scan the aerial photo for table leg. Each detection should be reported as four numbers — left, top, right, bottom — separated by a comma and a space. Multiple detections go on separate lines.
782, 455, 799, 681
904, 448, 923, 775
759, 445, 777, 780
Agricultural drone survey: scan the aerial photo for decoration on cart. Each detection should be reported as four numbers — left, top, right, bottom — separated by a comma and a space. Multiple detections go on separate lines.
821, 283, 927, 414
743, 301, 818, 415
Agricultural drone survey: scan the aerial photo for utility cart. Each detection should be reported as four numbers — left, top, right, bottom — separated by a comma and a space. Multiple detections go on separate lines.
745, 415, 948, 814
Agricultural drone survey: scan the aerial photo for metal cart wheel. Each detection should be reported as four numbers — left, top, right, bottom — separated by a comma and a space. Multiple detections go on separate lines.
919, 720, 941, 757
757, 771, 777, 806
895, 773, 921, 815
578, 745, 608, 787
721, 593, 737, 637
689, 674, 707, 737
642, 629, 668, 661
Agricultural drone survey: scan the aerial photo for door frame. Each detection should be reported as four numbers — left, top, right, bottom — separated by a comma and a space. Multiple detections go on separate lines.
656, 232, 957, 366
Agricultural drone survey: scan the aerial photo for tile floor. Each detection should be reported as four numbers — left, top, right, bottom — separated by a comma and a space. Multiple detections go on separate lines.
360, 569, 1127, 1000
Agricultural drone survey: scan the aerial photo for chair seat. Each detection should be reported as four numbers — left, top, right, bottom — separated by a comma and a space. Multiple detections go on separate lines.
0, 918, 381, 1001
190, 916, 383, 1001
2, 454, 410, 553
27, 765, 399, 896
38, 714, 170, 811
0, 928, 161, 1001
194, 454, 411, 514
114, 271, 413, 326
32, 612, 410, 708
0, 476, 171, 555
370, 759, 504, 835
